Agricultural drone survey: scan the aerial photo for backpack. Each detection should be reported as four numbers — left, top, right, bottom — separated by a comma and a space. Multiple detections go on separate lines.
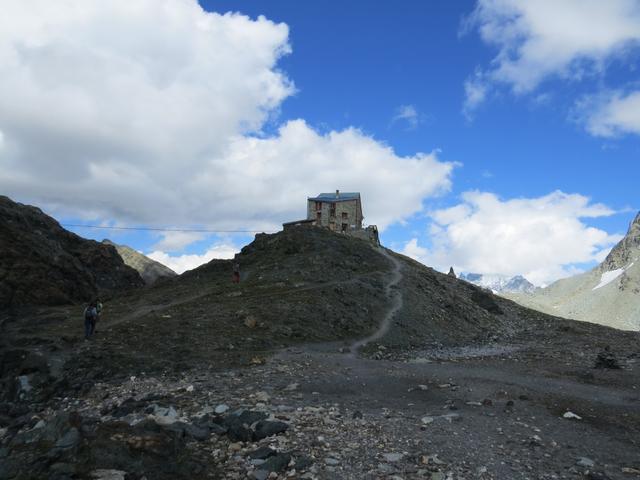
84, 307, 95, 321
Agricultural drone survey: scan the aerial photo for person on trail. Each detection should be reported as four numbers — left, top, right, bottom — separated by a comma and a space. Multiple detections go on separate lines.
94, 298, 103, 333
84, 302, 97, 340
232, 261, 240, 284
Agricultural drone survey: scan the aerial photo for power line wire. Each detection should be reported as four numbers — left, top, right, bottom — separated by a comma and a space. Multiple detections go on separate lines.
61, 223, 277, 233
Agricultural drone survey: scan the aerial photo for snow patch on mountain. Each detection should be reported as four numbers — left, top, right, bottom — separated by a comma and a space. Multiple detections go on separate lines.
592, 262, 634, 291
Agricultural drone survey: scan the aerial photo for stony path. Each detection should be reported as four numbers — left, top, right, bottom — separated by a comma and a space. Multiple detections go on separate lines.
350, 248, 403, 355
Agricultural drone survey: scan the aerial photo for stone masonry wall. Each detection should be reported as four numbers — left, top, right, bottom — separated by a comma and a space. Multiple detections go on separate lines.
307, 199, 361, 232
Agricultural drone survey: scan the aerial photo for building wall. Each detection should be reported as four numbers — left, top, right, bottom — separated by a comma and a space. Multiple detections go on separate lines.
347, 225, 379, 245
307, 199, 362, 231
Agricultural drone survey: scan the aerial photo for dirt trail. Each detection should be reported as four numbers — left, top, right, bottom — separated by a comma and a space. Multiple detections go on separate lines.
349, 248, 403, 354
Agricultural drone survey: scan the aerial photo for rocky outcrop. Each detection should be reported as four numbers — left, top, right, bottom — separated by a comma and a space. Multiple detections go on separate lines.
600, 211, 640, 271
102, 240, 177, 285
0, 196, 143, 307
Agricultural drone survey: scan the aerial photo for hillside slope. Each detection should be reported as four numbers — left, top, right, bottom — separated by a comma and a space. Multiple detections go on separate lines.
0, 196, 143, 307
103, 240, 177, 285
30, 225, 624, 373
508, 212, 640, 331
2, 224, 639, 480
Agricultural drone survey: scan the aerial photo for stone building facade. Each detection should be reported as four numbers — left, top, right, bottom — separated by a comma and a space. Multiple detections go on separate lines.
307, 191, 363, 233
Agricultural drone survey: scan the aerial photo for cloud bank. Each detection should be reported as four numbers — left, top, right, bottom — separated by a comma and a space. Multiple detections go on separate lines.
0, 0, 455, 241
402, 191, 621, 286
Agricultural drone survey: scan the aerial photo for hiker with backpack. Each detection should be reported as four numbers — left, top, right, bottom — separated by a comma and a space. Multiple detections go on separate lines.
94, 298, 103, 332
84, 301, 97, 340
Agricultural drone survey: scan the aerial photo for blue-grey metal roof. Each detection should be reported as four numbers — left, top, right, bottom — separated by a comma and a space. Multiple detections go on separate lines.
308, 192, 360, 202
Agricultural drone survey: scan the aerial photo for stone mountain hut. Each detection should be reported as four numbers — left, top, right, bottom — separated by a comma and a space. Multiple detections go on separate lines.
307, 190, 363, 233
282, 190, 379, 245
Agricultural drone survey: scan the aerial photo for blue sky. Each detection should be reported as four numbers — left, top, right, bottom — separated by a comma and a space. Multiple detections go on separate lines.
1, 0, 639, 284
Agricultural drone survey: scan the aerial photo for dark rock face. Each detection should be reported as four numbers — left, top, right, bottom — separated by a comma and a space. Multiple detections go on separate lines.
471, 289, 504, 315
594, 346, 621, 369
0, 196, 143, 307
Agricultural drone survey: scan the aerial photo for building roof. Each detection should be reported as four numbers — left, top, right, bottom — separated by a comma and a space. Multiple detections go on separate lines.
308, 192, 360, 203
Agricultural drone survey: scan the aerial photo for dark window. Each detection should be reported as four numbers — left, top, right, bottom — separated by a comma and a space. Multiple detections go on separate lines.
341, 223, 348, 232
330, 204, 336, 217
315, 201, 322, 211
341, 212, 348, 219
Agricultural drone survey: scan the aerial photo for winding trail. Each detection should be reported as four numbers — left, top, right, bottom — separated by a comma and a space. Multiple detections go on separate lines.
349, 247, 403, 355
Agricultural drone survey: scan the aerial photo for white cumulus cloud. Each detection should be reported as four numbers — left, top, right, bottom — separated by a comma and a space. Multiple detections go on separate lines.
402, 190, 622, 286
0, 0, 455, 234
147, 242, 239, 274
464, 0, 640, 110
207, 120, 455, 230
578, 90, 640, 137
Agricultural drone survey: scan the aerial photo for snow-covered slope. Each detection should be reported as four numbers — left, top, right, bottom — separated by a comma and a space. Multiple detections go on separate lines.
459, 273, 536, 294
508, 212, 640, 331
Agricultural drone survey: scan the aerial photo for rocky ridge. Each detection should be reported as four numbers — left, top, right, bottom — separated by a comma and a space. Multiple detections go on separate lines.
102, 240, 177, 285
0, 196, 143, 308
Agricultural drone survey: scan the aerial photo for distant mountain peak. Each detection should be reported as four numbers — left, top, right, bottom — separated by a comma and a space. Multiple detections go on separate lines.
459, 272, 536, 294
102, 239, 177, 285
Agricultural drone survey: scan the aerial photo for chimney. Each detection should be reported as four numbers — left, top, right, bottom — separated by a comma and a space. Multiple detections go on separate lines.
336, 189, 340, 198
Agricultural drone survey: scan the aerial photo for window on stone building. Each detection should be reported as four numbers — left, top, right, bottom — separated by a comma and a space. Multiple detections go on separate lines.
341, 212, 348, 219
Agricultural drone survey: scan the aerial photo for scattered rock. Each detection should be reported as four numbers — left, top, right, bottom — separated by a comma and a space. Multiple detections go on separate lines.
54, 428, 80, 450
249, 469, 270, 480
577, 457, 595, 468
383, 453, 404, 462
563, 411, 582, 420
228, 442, 243, 452
262, 452, 292, 472
255, 391, 270, 403
253, 420, 289, 440
90, 470, 127, 480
